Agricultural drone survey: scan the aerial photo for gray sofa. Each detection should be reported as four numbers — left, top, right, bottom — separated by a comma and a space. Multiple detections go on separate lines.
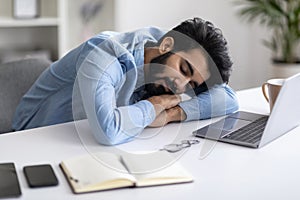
0, 58, 51, 133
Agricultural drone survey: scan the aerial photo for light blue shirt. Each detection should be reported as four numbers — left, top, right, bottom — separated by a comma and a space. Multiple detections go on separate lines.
12, 27, 239, 145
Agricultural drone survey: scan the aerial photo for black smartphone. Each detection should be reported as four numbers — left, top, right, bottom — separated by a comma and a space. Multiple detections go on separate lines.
23, 164, 58, 188
0, 162, 22, 198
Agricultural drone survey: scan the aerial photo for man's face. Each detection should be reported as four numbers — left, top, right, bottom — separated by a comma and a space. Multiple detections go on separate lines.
144, 48, 210, 97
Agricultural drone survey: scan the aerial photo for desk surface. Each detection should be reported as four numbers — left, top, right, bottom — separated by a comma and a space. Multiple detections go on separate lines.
1, 88, 300, 200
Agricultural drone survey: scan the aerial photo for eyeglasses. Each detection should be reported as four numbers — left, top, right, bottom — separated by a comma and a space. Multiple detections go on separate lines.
160, 139, 200, 153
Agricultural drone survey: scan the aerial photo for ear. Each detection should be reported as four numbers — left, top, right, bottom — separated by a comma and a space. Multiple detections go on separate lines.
158, 37, 174, 54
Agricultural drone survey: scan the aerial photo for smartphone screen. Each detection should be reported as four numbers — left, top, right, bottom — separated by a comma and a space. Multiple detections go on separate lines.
0, 163, 22, 198
23, 164, 58, 188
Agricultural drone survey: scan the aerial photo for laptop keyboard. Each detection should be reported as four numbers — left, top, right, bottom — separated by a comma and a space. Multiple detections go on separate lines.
223, 116, 269, 144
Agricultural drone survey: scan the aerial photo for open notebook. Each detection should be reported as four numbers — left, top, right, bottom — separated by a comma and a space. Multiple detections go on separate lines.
60, 151, 193, 194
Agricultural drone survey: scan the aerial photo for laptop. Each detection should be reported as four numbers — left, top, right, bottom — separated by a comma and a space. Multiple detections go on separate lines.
193, 73, 300, 148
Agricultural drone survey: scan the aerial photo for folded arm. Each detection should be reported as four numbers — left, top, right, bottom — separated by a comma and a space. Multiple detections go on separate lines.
149, 84, 239, 127
76, 39, 182, 145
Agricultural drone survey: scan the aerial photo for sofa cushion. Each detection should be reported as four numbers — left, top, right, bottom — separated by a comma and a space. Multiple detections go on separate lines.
0, 58, 51, 133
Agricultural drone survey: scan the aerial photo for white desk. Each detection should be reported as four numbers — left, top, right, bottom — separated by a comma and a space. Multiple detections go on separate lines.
1, 88, 300, 200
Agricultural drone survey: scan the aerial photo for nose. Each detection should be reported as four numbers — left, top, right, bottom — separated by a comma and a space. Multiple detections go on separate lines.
174, 77, 191, 94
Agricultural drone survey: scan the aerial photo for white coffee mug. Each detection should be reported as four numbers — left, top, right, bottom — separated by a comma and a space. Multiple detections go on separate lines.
262, 78, 285, 112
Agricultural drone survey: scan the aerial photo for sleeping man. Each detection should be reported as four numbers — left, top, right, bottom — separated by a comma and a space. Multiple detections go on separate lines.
13, 17, 239, 145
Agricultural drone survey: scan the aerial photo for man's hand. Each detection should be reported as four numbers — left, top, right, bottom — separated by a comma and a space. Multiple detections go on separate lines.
147, 94, 181, 116
148, 106, 187, 127
147, 95, 188, 127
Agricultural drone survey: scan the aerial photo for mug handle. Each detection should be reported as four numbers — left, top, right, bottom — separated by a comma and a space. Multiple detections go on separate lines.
262, 83, 269, 102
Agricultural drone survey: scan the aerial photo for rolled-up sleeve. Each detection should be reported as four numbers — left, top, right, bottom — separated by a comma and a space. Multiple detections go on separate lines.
179, 84, 239, 121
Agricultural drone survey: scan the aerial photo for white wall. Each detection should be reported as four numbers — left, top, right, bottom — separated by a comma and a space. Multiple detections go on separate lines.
62, 0, 115, 53
114, 0, 273, 90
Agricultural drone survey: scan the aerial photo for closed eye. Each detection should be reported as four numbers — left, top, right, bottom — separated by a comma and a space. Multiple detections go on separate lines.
180, 65, 188, 76
180, 60, 194, 77
185, 60, 194, 76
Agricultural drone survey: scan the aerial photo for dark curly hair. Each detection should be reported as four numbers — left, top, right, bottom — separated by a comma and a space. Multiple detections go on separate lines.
157, 17, 233, 94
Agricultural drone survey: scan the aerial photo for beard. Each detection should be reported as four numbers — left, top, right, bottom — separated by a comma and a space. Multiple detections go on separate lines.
142, 52, 175, 99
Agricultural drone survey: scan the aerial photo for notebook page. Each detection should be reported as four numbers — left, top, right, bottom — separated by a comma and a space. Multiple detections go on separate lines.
61, 152, 136, 192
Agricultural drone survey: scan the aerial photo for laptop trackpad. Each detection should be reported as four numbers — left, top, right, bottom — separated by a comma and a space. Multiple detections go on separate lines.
194, 117, 252, 139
